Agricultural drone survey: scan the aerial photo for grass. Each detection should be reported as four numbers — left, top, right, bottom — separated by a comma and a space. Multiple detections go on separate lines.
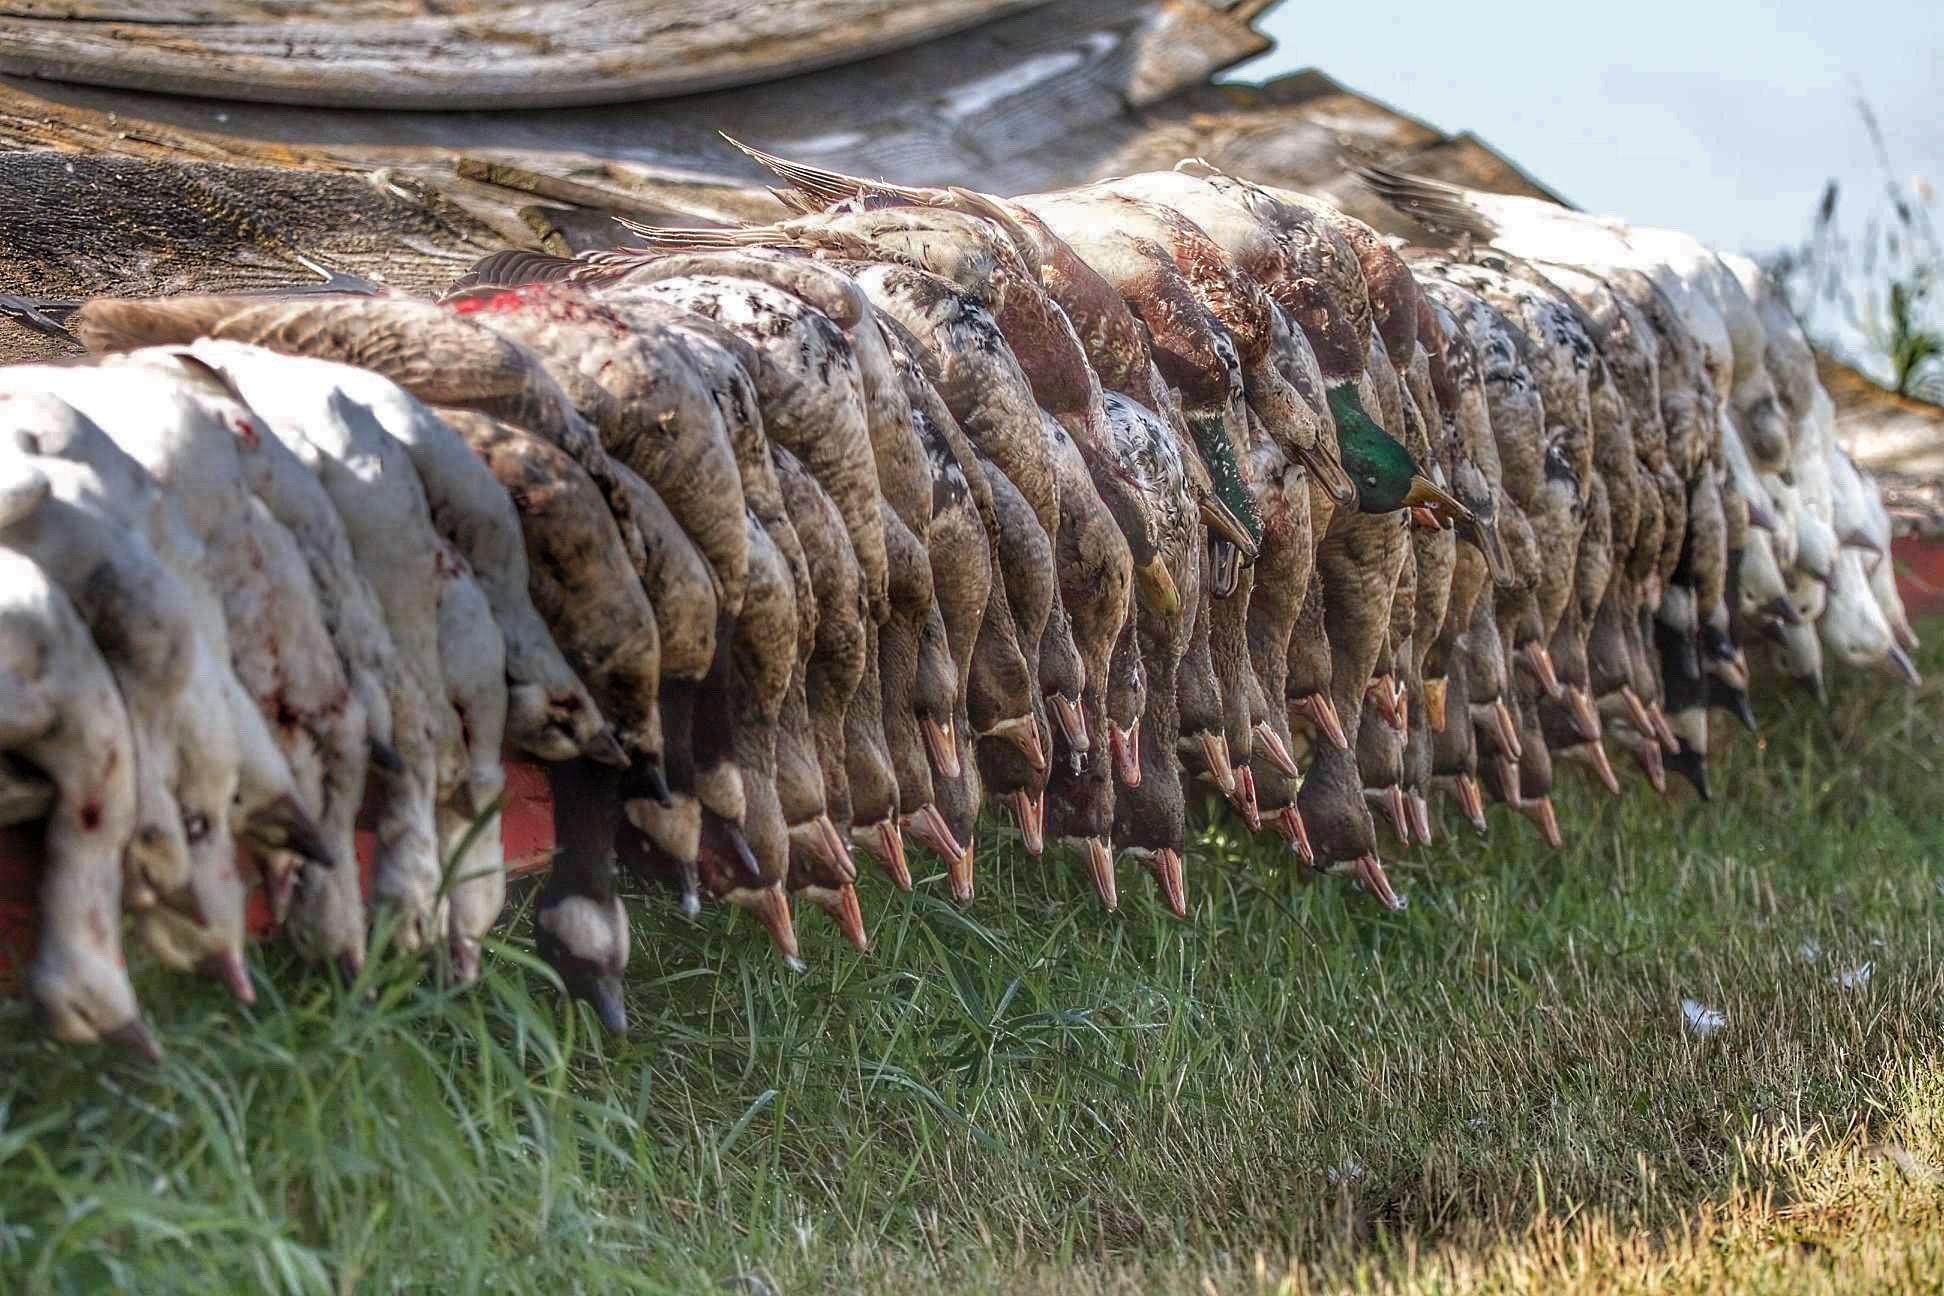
1, 620, 1940, 1295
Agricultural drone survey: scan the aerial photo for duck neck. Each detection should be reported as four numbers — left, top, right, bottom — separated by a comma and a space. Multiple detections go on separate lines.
1185, 411, 1263, 547
1328, 382, 1417, 514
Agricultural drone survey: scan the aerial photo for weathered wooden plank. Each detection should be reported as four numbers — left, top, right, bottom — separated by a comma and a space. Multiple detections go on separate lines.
0, 152, 514, 361
0, 0, 1053, 110
0, 0, 1264, 193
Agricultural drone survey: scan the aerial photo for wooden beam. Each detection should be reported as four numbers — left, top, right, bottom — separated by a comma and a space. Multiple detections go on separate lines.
0, 0, 1054, 110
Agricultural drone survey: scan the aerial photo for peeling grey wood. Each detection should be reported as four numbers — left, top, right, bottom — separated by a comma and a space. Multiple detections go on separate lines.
0, 0, 1056, 109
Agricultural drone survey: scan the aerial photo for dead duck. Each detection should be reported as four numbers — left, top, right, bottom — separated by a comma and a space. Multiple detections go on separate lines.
9, 353, 361, 933
0, 548, 154, 1057
1105, 390, 1203, 918
0, 385, 331, 978
536, 756, 631, 1035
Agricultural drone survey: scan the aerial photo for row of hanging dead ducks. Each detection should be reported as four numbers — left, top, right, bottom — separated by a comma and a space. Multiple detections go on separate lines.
0, 147, 1921, 1055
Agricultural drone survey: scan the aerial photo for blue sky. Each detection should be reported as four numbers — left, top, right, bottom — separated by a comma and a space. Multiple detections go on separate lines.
1228, 0, 1942, 260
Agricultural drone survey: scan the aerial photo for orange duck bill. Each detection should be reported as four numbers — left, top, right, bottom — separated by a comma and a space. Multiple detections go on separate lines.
1520, 796, 1563, 849
1290, 693, 1349, 750
1109, 719, 1143, 787
987, 714, 1047, 771
1231, 763, 1262, 832
1346, 854, 1404, 912
853, 818, 912, 892
921, 713, 962, 779
1080, 837, 1117, 912
1252, 721, 1299, 777
1423, 676, 1449, 733
808, 883, 870, 953
1143, 847, 1188, 920
1408, 792, 1434, 846
1197, 731, 1236, 795
1048, 692, 1090, 769
1620, 686, 1655, 740
1009, 788, 1045, 858
1566, 687, 1602, 744
1492, 699, 1524, 761
1522, 642, 1561, 697
1367, 675, 1407, 733
1273, 805, 1315, 864
903, 802, 964, 866
734, 883, 805, 972
1455, 773, 1488, 834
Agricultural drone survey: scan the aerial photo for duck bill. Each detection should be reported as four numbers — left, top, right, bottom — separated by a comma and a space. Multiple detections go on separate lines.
1251, 721, 1299, 778
1521, 641, 1562, 697
719, 818, 762, 886
1620, 686, 1655, 740
1634, 737, 1668, 794
1197, 731, 1236, 795
789, 817, 847, 878
1009, 789, 1045, 858
1408, 792, 1434, 846
903, 803, 964, 865
1892, 620, 1921, 655
1297, 441, 1359, 508
1082, 837, 1117, 912
989, 714, 1047, 772
101, 1017, 163, 1064
1423, 677, 1448, 733
1494, 755, 1522, 805
1231, 763, 1262, 833
1382, 785, 1413, 848
1410, 506, 1444, 531
1348, 853, 1403, 912
921, 713, 962, 779
1762, 595, 1802, 627
1209, 537, 1243, 599
819, 815, 856, 882
1274, 806, 1315, 864
811, 883, 870, 953
1455, 773, 1488, 833
587, 978, 629, 1036
854, 819, 912, 892
1841, 527, 1883, 556
158, 880, 210, 929
1520, 796, 1563, 849
1048, 692, 1090, 763
1109, 719, 1143, 787
198, 949, 256, 1006
247, 794, 335, 871
1199, 495, 1260, 562
1492, 699, 1524, 761
1135, 555, 1182, 616
948, 839, 977, 906
737, 883, 804, 972
1572, 739, 1621, 796
1402, 474, 1477, 532
1667, 743, 1711, 802
1567, 687, 1602, 744
1647, 701, 1680, 754
1367, 675, 1406, 732
583, 727, 630, 769
1146, 847, 1188, 920
1291, 693, 1348, 750
1456, 512, 1512, 588
261, 854, 299, 925
1880, 645, 1924, 688
448, 938, 483, 988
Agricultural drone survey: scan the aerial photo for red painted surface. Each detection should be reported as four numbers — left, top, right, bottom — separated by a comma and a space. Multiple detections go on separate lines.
1892, 535, 1944, 620
1, 753, 557, 988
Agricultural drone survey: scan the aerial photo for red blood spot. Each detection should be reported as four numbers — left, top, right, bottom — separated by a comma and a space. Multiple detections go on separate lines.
230, 414, 261, 448
448, 290, 531, 316
79, 801, 102, 831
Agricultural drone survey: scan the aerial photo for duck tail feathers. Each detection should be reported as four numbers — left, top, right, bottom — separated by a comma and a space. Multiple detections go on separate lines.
1352, 164, 1505, 244
719, 133, 930, 210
